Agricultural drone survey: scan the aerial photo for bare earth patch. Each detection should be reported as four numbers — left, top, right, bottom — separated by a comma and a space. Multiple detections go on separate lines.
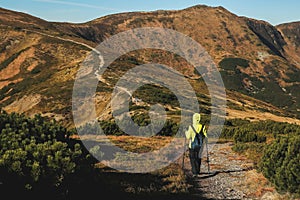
0, 78, 23, 89
26, 60, 39, 71
4, 94, 41, 113
0, 47, 35, 80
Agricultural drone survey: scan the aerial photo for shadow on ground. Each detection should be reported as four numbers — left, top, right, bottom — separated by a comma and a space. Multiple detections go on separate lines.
0, 167, 212, 200
198, 167, 254, 179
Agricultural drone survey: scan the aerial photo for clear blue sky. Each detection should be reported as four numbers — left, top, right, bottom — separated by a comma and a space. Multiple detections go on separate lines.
1, 0, 299, 25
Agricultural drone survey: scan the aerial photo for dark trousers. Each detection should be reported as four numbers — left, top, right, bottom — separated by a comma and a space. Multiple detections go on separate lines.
189, 147, 203, 175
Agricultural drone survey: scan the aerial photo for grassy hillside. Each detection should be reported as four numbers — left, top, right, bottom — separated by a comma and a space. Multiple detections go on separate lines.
0, 5, 299, 128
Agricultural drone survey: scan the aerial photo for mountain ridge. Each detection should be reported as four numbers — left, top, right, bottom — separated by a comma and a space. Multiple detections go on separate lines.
0, 5, 299, 127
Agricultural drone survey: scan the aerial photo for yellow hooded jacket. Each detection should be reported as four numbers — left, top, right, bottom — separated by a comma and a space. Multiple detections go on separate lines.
185, 113, 207, 149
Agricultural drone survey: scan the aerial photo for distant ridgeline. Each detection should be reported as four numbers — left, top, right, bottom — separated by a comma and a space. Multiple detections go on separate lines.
0, 6, 300, 128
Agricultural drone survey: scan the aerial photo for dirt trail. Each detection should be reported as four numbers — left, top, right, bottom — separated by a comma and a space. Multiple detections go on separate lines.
23, 29, 112, 84
24, 29, 99, 53
182, 142, 285, 200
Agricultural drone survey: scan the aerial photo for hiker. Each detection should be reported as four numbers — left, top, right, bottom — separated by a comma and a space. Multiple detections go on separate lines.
185, 113, 207, 177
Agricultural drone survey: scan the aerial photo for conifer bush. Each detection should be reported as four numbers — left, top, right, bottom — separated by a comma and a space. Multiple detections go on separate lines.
259, 134, 300, 196
0, 111, 95, 196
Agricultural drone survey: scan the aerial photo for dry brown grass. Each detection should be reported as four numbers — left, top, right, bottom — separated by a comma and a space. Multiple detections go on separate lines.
0, 47, 35, 80
209, 163, 224, 170
227, 155, 247, 161
110, 135, 173, 153
0, 78, 23, 89
78, 135, 175, 152
90, 135, 191, 197
226, 108, 300, 125
4, 94, 41, 113
236, 170, 296, 200
1, 5, 299, 131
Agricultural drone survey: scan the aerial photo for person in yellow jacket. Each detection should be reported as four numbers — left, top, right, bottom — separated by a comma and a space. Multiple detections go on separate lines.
185, 113, 207, 177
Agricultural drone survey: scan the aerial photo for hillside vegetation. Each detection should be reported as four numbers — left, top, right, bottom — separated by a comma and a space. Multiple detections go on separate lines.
0, 6, 299, 128
0, 5, 300, 199
220, 118, 300, 197
0, 111, 299, 198
0, 111, 194, 199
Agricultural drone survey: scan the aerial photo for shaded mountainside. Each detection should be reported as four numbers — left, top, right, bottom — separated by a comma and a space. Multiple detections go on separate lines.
246, 19, 286, 58
277, 22, 300, 64
0, 5, 299, 127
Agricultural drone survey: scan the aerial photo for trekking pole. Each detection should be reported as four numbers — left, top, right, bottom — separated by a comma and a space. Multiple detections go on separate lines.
182, 136, 187, 170
205, 137, 210, 173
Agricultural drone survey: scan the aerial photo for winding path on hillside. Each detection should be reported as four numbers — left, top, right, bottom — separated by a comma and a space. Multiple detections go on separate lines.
24, 29, 100, 53
23, 29, 111, 83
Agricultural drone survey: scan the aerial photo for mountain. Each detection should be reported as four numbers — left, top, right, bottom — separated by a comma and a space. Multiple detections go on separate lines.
0, 5, 299, 128
277, 22, 300, 66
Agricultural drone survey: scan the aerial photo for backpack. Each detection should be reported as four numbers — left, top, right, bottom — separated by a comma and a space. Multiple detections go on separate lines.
190, 125, 204, 150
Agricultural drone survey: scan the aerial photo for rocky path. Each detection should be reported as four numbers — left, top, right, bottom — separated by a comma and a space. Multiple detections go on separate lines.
183, 142, 283, 200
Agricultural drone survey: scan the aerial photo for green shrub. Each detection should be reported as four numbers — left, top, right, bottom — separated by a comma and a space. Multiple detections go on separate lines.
233, 128, 266, 143
30, 67, 41, 74
284, 68, 300, 83
232, 142, 265, 165
97, 118, 179, 137
219, 57, 249, 71
259, 135, 300, 196
0, 111, 95, 195
232, 142, 264, 153
220, 70, 247, 91
220, 127, 235, 139
133, 84, 180, 107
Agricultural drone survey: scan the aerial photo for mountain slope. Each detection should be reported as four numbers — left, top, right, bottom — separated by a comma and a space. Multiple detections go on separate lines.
277, 22, 300, 64
0, 5, 299, 127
